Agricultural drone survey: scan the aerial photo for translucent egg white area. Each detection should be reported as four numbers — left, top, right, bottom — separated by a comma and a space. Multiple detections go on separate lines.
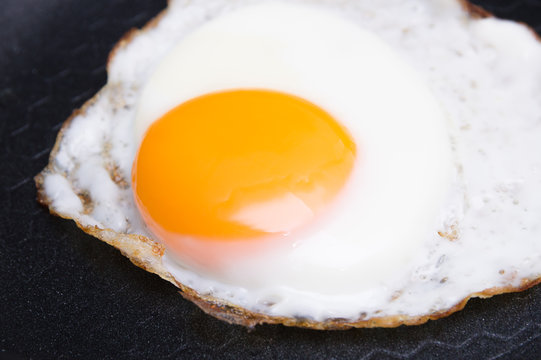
137, 2, 453, 317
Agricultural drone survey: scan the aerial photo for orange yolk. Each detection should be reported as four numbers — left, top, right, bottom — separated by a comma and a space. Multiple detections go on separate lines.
132, 90, 355, 260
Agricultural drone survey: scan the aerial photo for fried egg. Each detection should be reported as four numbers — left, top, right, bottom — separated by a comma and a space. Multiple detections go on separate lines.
36, 0, 541, 328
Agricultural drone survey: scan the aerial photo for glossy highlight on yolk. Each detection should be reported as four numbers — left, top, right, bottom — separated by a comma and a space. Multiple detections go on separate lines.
132, 90, 356, 246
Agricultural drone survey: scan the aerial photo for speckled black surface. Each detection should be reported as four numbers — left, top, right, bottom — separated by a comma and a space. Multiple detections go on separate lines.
1, 1, 541, 359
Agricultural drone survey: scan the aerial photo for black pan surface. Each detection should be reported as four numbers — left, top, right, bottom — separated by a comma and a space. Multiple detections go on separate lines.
1, 1, 541, 359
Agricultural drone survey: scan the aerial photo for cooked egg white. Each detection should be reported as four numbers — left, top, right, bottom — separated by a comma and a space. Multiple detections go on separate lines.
40, 0, 541, 324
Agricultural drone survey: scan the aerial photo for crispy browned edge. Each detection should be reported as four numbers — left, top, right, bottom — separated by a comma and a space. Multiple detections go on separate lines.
459, 0, 541, 41
34, 0, 541, 330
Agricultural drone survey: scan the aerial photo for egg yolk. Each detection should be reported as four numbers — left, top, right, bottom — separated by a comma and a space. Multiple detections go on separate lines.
132, 90, 355, 247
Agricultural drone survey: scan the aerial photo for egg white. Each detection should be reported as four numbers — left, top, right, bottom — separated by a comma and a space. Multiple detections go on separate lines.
41, 0, 541, 323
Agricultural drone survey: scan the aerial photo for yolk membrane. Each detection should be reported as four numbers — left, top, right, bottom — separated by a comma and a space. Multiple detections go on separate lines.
132, 90, 355, 245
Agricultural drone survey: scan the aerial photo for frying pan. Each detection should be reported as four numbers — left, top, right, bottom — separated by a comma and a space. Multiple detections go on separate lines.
1, 0, 540, 358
